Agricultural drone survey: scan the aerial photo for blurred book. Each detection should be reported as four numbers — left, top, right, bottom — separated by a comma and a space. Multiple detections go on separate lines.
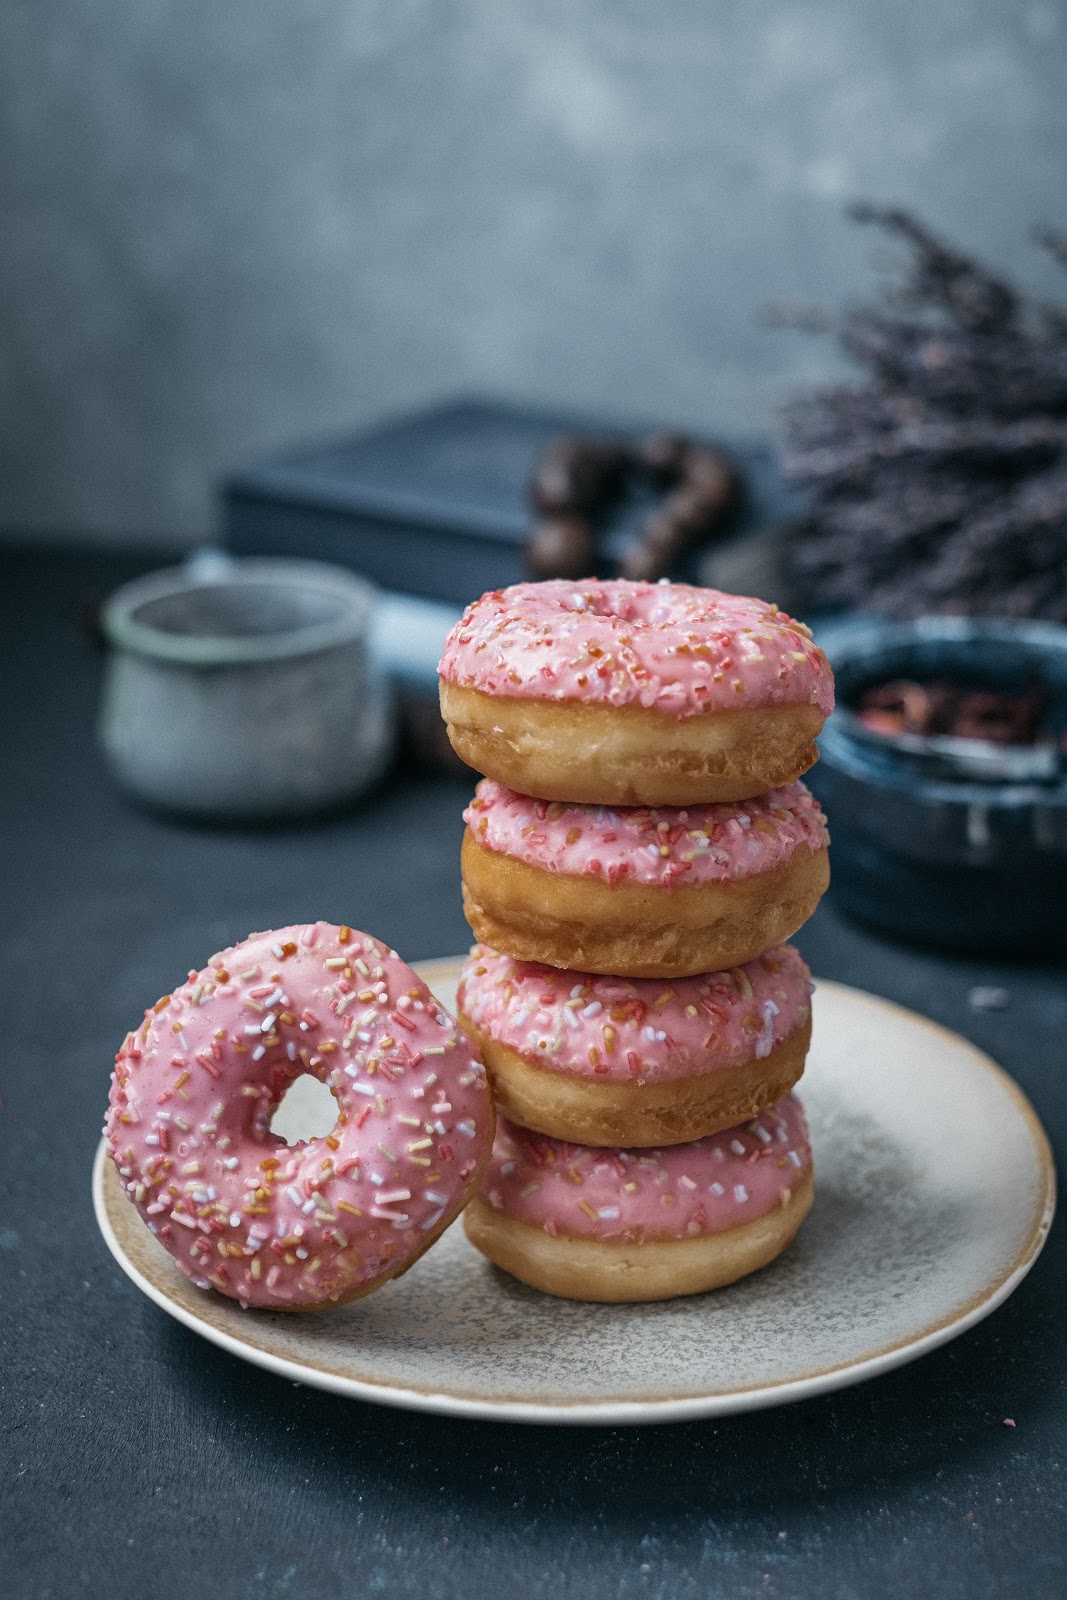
221, 396, 797, 610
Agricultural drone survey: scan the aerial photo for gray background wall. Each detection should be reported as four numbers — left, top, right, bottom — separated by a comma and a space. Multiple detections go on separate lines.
2, 0, 1066, 546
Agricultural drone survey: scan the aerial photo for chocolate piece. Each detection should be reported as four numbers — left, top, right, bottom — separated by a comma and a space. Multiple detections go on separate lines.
528, 439, 629, 515
637, 431, 691, 483
525, 431, 742, 579
525, 515, 597, 580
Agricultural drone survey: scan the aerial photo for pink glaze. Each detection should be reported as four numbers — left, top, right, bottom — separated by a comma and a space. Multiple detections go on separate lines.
481, 1098, 812, 1241
464, 778, 828, 892
105, 923, 492, 1308
438, 579, 833, 720
458, 944, 812, 1083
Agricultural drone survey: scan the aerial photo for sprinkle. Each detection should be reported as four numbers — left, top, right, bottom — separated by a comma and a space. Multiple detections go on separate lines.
733, 1184, 749, 1203
597, 1206, 620, 1220
729, 1139, 746, 1156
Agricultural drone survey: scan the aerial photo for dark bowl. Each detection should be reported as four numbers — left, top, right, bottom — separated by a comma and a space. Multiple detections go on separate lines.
809, 615, 1067, 957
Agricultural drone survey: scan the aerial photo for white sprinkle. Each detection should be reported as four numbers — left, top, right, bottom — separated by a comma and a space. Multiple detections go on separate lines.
224, 1157, 239, 1170
734, 1184, 749, 1203
456, 1119, 476, 1138
286, 1042, 298, 1061
260, 1012, 277, 1034
597, 1206, 621, 1220
420, 1206, 447, 1231
755, 999, 780, 1060
352, 1082, 376, 1097
788, 1149, 803, 1168
752, 1123, 772, 1144
729, 1139, 746, 1156
678, 1175, 697, 1191
286, 1185, 303, 1206
251, 1045, 266, 1061
710, 1181, 725, 1196
424, 1190, 448, 1205
581, 1001, 603, 1019
563, 1009, 581, 1030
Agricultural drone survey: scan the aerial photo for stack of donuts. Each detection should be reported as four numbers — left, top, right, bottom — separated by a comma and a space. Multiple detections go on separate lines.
438, 578, 834, 1302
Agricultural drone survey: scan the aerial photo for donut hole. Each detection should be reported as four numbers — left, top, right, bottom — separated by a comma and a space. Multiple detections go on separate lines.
564, 582, 679, 626
270, 1073, 339, 1145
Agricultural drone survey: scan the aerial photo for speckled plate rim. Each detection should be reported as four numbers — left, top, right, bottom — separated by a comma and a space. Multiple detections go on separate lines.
92, 972, 1056, 1426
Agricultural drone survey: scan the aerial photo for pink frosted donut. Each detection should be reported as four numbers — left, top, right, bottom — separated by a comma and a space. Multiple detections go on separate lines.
104, 923, 493, 1309
438, 579, 834, 804
464, 1099, 814, 1302
461, 779, 830, 978
457, 943, 813, 1146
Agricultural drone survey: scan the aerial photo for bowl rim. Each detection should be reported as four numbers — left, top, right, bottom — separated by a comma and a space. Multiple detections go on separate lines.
101, 557, 377, 667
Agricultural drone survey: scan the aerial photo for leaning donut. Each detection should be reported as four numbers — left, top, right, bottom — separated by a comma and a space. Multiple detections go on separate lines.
464, 1100, 813, 1302
438, 580, 834, 806
461, 779, 829, 978
104, 923, 493, 1309
457, 943, 812, 1146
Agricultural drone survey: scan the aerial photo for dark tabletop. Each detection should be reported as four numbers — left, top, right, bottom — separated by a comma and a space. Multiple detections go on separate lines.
2, 547, 1064, 1600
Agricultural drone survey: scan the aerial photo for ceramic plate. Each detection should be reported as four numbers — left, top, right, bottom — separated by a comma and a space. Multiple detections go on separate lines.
93, 966, 1055, 1426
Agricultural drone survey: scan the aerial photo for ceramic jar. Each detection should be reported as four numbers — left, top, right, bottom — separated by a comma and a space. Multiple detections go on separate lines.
100, 556, 392, 819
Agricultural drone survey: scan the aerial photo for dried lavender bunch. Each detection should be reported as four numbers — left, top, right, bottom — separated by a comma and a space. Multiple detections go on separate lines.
777, 205, 1067, 619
